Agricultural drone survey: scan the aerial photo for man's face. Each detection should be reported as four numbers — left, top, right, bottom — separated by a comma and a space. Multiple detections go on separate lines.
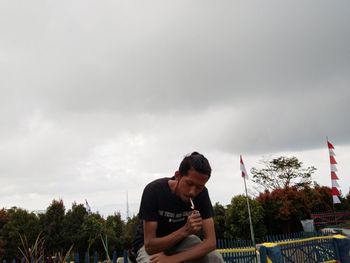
175, 169, 209, 202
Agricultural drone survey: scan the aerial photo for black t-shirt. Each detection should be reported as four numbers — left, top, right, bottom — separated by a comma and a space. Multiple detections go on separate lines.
132, 177, 214, 253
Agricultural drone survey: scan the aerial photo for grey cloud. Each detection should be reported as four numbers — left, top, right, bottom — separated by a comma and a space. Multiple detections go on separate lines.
2, 1, 349, 115
1, 0, 350, 214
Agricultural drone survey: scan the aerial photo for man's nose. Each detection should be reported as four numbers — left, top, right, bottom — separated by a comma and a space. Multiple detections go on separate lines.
189, 186, 196, 197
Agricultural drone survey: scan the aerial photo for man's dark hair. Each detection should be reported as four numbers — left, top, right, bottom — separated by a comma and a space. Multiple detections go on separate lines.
179, 152, 211, 178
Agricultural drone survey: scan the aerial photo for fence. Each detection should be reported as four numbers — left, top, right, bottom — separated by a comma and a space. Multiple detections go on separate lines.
311, 211, 350, 226
1, 251, 127, 263
259, 234, 350, 263
278, 236, 338, 262
217, 232, 350, 263
265, 230, 334, 242
2, 232, 350, 263
217, 238, 258, 263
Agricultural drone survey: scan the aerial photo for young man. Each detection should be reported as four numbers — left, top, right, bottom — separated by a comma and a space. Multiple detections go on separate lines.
131, 152, 223, 263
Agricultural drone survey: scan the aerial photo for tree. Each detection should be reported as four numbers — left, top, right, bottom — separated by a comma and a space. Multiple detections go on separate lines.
258, 187, 308, 234
0, 208, 8, 259
61, 202, 88, 255
0, 207, 40, 260
225, 195, 266, 241
103, 212, 125, 255
251, 156, 316, 191
40, 199, 66, 254
122, 215, 139, 250
212, 202, 226, 239
81, 213, 104, 255
344, 191, 350, 211
302, 185, 333, 213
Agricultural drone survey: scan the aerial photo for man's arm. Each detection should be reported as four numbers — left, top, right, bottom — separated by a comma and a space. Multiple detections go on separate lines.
149, 217, 217, 263
144, 211, 203, 255
167, 217, 217, 262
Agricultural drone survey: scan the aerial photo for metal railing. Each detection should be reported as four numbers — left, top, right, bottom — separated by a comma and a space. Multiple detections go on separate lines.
2, 232, 349, 263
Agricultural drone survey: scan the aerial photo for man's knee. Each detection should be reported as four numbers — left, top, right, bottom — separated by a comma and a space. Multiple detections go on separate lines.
136, 246, 150, 263
166, 235, 202, 254
187, 250, 224, 263
181, 236, 224, 263
182, 235, 202, 247
205, 250, 224, 263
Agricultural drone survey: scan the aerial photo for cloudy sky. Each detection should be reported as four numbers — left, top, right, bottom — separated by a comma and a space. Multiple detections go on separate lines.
1, 0, 349, 218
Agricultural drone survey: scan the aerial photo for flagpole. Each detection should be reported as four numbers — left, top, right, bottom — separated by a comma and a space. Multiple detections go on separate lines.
240, 155, 256, 247
327, 137, 334, 214
243, 175, 256, 247
327, 137, 340, 225
329, 137, 336, 224
327, 137, 336, 223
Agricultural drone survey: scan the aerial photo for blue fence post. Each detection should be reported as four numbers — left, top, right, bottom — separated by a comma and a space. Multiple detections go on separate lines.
333, 235, 350, 263
74, 252, 79, 263
66, 254, 70, 263
259, 242, 282, 263
112, 251, 117, 263
93, 251, 98, 263
84, 252, 89, 263
123, 250, 128, 263
259, 245, 268, 263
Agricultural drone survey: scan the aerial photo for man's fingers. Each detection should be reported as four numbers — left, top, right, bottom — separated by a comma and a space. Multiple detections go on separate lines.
189, 218, 202, 233
150, 253, 161, 260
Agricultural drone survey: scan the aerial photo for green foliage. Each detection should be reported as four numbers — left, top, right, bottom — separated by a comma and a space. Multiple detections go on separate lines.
256, 186, 339, 235
0, 209, 8, 259
213, 202, 226, 239
251, 156, 316, 191
344, 191, 350, 211
104, 212, 125, 252
257, 187, 307, 234
0, 209, 7, 229
122, 215, 139, 249
61, 202, 88, 255
82, 213, 104, 254
18, 231, 73, 263
18, 232, 45, 263
40, 199, 66, 254
0, 200, 140, 262
0, 207, 40, 260
302, 185, 333, 212
53, 244, 74, 263
224, 195, 266, 241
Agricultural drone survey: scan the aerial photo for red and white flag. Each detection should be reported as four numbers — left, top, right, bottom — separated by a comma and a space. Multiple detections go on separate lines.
240, 155, 249, 179
327, 140, 341, 204
85, 199, 92, 214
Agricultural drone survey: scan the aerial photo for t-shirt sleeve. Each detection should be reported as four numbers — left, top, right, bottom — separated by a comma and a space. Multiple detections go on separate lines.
196, 188, 214, 219
138, 183, 159, 221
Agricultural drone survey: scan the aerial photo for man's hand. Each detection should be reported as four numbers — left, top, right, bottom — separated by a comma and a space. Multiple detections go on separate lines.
150, 252, 179, 263
184, 210, 202, 235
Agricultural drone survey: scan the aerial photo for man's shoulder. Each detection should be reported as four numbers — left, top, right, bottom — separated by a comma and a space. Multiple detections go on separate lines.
145, 177, 170, 189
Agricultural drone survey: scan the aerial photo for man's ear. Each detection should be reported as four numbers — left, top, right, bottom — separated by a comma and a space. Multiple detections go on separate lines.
174, 171, 181, 180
